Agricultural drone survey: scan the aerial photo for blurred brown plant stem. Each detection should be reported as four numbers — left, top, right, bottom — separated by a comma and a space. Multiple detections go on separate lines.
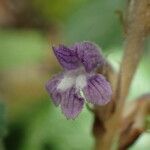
93, 0, 150, 150
0, 0, 51, 29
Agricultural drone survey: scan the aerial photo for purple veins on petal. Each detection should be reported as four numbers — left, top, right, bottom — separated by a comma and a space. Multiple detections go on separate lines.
45, 41, 112, 119
74, 41, 105, 72
61, 87, 84, 119
52, 45, 80, 70
45, 74, 63, 106
83, 74, 112, 105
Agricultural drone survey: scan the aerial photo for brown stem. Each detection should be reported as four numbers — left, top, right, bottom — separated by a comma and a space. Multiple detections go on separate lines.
93, 0, 150, 150
119, 94, 150, 150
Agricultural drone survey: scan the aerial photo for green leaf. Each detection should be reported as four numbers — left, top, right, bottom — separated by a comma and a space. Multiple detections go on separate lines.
0, 29, 47, 69
0, 100, 6, 138
63, 0, 125, 49
20, 100, 93, 150
145, 115, 150, 131
0, 100, 6, 150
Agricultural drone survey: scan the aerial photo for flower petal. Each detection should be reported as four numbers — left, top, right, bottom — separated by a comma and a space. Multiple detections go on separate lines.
74, 41, 104, 72
45, 74, 63, 106
57, 75, 76, 92
83, 74, 112, 105
52, 45, 79, 70
61, 88, 84, 119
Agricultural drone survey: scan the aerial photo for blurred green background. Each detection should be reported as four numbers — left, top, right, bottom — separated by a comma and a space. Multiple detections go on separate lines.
0, 0, 149, 150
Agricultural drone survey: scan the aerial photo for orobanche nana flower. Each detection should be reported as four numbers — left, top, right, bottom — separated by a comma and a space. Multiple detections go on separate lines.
46, 41, 112, 119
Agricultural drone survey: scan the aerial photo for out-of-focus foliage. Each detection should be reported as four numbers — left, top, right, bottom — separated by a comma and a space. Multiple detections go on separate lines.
63, 0, 125, 49
146, 116, 150, 130
31, 0, 89, 21
0, 30, 48, 69
129, 133, 150, 150
0, 100, 6, 150
21, 101, 93, 150
0, 100, 6, 138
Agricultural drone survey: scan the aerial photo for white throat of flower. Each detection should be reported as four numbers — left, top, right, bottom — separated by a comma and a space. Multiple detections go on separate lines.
57, 67, 87, 92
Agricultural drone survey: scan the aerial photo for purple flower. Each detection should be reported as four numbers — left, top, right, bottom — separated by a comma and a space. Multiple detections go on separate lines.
46, 41, 112, 119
